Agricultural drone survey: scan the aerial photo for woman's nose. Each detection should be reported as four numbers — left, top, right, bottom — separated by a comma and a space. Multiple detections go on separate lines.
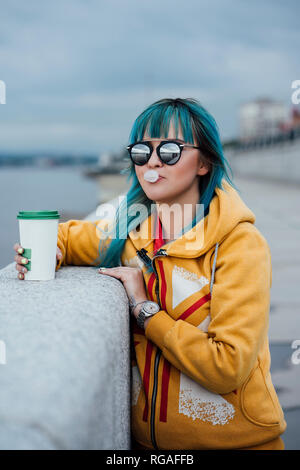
147, 146, 163, 168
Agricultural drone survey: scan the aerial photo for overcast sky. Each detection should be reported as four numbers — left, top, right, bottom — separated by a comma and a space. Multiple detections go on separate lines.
0, 0, 299, 154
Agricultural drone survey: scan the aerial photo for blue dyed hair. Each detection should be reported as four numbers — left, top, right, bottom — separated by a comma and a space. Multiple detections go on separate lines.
95, 97, 239, 269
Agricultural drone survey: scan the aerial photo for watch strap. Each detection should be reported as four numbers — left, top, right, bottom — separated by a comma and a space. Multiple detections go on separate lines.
136, 308, 147, 329
129, 300, 146, 315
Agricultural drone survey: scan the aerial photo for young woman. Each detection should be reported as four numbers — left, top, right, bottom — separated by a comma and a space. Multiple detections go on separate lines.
14, 98, 286, 450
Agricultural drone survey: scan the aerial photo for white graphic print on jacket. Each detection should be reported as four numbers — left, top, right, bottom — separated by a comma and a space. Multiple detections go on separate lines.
178, 373, 235, 425
178, 313, 235, 425
172, 265, 210, 309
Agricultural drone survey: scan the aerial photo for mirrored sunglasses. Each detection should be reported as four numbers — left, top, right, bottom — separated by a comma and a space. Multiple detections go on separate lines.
127, 140, 201, 166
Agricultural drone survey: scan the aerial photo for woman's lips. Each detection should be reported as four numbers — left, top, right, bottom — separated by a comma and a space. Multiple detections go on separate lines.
147, 175, 165, 183
143, 169, 165, 183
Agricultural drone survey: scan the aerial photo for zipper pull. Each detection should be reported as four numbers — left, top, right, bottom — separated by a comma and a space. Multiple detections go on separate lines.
136, 248, 153, 268
156, 249, 168, 257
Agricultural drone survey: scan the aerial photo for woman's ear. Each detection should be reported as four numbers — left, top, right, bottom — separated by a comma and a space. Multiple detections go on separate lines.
197, 160, 210, 176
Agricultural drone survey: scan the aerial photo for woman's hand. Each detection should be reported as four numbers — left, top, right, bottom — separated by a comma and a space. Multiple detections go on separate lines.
13, 242, 63, 280
98, 266, 148, 318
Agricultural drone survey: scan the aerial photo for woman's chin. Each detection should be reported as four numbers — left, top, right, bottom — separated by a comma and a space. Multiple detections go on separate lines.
144, 189, 174, 203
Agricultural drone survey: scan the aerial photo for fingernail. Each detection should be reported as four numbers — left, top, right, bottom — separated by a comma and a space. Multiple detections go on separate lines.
18, 273, 23, 279
22, 267, 27, 273
21, 258, 28, 264
99, 267, 107, 272
17, 247, 24, 254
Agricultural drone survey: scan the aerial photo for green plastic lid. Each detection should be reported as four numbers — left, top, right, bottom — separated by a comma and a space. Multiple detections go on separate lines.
17, 210, 60, 220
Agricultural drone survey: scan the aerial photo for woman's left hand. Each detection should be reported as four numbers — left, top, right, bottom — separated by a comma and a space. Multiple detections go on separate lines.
98, 266, 148, 318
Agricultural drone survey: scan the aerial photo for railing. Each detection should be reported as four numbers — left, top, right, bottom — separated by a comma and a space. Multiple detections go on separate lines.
0, 262, 131, 450
223, 126, 300, 154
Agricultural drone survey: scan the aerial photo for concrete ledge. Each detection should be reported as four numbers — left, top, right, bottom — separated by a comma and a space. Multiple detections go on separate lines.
0, 263, 131, 450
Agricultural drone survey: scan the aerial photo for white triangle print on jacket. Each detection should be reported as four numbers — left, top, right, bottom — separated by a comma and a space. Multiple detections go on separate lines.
172, 265, 209, 309
197, 314, 211, 333
179, 373, 235, 425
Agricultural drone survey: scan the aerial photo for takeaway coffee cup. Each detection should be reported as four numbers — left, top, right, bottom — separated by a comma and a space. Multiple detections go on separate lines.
17, 210, 60, 281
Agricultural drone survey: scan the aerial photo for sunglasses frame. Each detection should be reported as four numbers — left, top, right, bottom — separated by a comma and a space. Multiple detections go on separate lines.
126, 140, 201, 166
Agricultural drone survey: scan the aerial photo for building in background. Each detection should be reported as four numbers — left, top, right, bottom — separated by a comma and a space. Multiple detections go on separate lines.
225, 99, 300, 187
239, 98, 288, 142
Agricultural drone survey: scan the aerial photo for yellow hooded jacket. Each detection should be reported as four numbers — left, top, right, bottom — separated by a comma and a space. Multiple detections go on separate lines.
56, 179, 286, 450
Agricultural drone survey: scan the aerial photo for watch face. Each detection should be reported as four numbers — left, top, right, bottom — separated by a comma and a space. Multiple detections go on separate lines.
143, 301, 160, 315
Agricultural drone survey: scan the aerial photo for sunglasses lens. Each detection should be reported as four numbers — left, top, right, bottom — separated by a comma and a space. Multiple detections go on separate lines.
159, 142, 181, 164
130, 143, 151, 165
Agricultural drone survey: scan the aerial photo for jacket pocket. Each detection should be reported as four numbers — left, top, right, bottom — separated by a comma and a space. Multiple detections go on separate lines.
241, 359, 280, 427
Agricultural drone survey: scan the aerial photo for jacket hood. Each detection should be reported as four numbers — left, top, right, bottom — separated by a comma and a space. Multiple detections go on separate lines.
128, 179, 256, 258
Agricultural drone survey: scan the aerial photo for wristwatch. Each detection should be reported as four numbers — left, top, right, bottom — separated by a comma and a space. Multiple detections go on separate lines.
135, 301, 160, 329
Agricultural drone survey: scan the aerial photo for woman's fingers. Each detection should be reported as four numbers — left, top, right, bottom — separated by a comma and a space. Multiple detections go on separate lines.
13, 243, 27, 280
14, 254, 29, 265
56, 247, 62, 260
99, 267, 121, 279
14, 255, 28, 280
15, 263, 28, 273
15, 260, 26, 280
13, 242, 24, 255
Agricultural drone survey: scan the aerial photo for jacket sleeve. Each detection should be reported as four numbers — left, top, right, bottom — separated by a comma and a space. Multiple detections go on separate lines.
56, 218, 111, 270
145, 223, 272, 395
